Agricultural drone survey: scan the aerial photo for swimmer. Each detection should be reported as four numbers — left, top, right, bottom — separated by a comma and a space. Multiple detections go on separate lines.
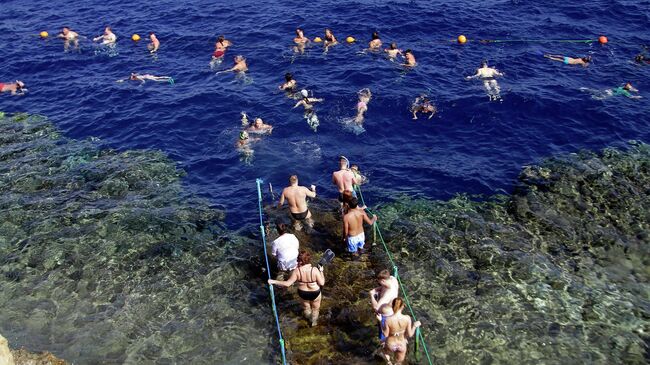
226, 55, 248, 73
465, 60, 504, 101
147, 32, 160, 53
634, 54, 650, 65
57, 27, 80, 50
354, 88, 372, 124
277, 175, 317, 229
279, 72, 297, 94
294, 28, 309, 53
384, 42, 402, 59
324, 28, 338, 52
93, 26, 116, 45
294, 89, 324, 130
544, 54, 592, 67
247, 117, 274, 134
241, 112, 249, 127
268, 250, 325, 327
0, 80, 27, 95
368, 31, 382, 50
381, 298, 422, 365
117, 73, 174, 84
403, 49, 416, 67
411, 95, 437, 120
581, 82, 641, 100
211, 35, 232, 65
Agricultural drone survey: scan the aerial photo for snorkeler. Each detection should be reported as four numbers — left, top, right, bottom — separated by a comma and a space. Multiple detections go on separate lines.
544, 54, 592, 67
247, 117, 274, 134
580, 82, 641, 100
279, 72, 297, 94
57, 27, 80, 50
268, 250, 325, 327
384, 42, 402, 59
277, 175, 317, 228
634, 54, 650, 65
354, 88, 372, 124
0, 80, 27, 95
411, 95, 437, 120
294, 28, 310, 53
368, 31, 382, 50
117, 73, 174, 84
148, 33, 160, 53
403, 49, 416, 67
381, 298, 422, 365
343, 197, 377, 257
93, 26, 116, 45
324, 28, 338, 52
293, 89, 324, 131
332, 156, 360, 203
466, 60, 504, 101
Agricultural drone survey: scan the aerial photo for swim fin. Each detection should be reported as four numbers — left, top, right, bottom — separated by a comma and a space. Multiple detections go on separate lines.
317, 249, 335, 268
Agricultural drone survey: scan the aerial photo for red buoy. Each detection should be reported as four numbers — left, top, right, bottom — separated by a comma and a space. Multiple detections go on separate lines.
598, 36, 608, 44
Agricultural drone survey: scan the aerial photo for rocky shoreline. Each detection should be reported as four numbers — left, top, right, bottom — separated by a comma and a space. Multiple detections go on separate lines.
1, 334, 66, 365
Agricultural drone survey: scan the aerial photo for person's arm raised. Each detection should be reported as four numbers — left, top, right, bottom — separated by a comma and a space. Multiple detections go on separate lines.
305, 185, 316, 198
277, 191, 285, 209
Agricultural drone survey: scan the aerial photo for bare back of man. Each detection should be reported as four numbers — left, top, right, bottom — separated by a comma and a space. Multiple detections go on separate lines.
343, 198, 376, 255
278, 175, 316, 226
332, 169, 356, 192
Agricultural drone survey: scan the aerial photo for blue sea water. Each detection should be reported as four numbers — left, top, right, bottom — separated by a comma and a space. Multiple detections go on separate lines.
1, 0, 649, 229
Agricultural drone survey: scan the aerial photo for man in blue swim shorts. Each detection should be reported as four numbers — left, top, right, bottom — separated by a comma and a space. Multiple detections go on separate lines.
343, 198, 377, 257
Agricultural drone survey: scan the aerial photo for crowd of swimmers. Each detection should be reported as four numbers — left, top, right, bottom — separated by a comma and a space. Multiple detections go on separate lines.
266, 155, 420, 364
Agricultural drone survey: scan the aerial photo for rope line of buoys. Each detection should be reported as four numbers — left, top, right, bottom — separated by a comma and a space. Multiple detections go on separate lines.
256, 178, 288, 365
355, 185, 434, 365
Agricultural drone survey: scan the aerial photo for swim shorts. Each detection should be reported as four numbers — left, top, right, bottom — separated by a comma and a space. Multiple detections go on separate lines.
213, 50, 225, 58
563, 57, 570, 65
347, 232, 365, 253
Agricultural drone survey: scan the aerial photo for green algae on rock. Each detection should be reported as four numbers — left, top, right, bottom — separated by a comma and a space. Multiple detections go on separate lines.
0, 113, 273, 364
377, 142, 650, 364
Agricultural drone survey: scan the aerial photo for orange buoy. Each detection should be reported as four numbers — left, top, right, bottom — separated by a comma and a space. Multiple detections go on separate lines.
457, 35, 467, 44
598, 35, 608, 44
131, 34, 141, 41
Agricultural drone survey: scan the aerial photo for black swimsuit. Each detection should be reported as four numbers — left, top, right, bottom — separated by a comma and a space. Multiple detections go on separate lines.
296, 266, 321, 301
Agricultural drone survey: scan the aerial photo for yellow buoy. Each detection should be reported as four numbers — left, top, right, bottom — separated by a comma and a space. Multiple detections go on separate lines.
314, 37, 322, 43
457, 35, 467, 44
39, 31, 49, 38
346, 36, 355, 43
131, 34, 141, 41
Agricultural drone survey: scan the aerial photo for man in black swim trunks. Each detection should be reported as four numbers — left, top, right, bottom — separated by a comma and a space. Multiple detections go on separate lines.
278, 175, 317, 229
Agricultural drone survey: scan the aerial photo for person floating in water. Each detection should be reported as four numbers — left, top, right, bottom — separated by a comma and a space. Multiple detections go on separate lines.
634, 54, 650, 65
117, 73, 174, 84
368, 31, 382, 50
279, 72, 297, 95
544, 54, 592, 67
382, 297, 422, 365
148, 32, 160, 53
580, 82, 641, 100
384, 42, 402, 60
277, 175, 317, 229
294, 89, 323, 131
271, 222, 299, 280
57, 27, 80, 50
294, 28, 309, 54
354, 88, 372, 124
403, 49, 416, 67
93, 26, 116, 45
247, 117, 273, 134
211, 35, 232, 65
225, 55, 248, 73
268, 250, 325, 327
343, 197, 377, 258
323, 28, 338, 52
0, 80, 27, 95
466, 61, 504, 101
411, 94, 437, 120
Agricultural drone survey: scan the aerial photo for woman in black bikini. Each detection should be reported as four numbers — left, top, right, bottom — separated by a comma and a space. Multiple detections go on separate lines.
269, 250, 325, 327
